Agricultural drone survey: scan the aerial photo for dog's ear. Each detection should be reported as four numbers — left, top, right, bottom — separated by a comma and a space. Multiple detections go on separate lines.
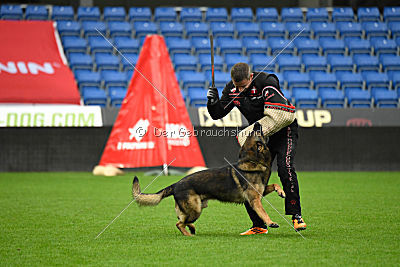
238, 161, 267, 172
252, 122, 263, 136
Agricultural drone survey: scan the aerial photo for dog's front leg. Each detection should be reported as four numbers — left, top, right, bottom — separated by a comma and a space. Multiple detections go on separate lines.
247, 193, 279, 228
264, 184, 286, 198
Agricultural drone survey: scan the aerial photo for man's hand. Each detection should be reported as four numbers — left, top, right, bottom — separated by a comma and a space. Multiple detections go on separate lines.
207, 87, 219, 104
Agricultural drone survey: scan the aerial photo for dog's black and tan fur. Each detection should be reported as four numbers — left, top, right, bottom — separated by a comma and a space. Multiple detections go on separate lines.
132, 122, 285, 236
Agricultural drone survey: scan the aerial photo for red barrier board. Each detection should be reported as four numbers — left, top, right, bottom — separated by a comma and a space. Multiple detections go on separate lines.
0, 20, 80, 104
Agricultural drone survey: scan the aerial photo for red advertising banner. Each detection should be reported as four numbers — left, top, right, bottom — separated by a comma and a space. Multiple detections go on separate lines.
99, 35, 205, 168
0, 20, 80, 104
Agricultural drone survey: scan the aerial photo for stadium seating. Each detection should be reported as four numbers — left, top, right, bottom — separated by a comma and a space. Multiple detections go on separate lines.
372, 89, 399, 107
82, 88, 108, 107
103, 7, 126, 21
256, 8, 278, 22
109, 87, 127, 107
292, 88, 318, 108
7, 4, 399, 108
319, 88, 346, 108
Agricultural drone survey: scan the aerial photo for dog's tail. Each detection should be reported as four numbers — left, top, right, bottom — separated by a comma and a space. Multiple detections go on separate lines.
132, 176, 174, 206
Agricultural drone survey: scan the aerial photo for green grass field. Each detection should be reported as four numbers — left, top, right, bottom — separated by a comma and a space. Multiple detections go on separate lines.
1, 172, 399, 266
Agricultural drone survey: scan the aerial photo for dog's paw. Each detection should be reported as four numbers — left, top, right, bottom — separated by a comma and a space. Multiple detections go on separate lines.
278, 190, 286, 198
268, 223, 280, 228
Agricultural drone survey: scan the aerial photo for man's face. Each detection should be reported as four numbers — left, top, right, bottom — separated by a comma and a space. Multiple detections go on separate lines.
233, 73, 253, 92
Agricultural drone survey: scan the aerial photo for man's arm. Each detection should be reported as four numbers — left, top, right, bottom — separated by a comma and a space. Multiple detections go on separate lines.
206, 83, 235, 120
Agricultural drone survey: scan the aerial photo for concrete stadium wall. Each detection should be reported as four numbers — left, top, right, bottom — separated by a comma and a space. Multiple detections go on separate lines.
1, 126, 399, 172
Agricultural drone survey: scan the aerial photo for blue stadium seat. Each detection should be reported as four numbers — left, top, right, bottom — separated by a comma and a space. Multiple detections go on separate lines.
75, 70, 102, 87
320, 39, 346, 55
328, 54, 354, 72
133, 21, 158, 39
372, 89, 399, 107
277, 55, 301, 72
225, 54, 249, 70
101, 70, 128, 88
345, 88, 372, 107
25, 5, 48, 20
199, 53, 224, 71
256, 8, 278, 22
319, 88, 345, 108
306, 8, 329, 22
231, 7, 253, 22
210, 22, 235, 37
353, 54, 380, 71
57, 21, 81, 37
337, 21, 363, 37
82, 21, 106, 37
285, 22, 312, 38
303, 55, 328, 72
281, 8, 303, 22
380, 54, 400, 71
114, 37, 139, 53
188, 88, 207, 107
384, 7, 400, 22
337, 72, 363, 89
179, 71, 207, 89
362, 22, 389, 38
388, 21, 400, 38
389, 71, 400, 89
154, 7, 177, 22
294, 37, 320, 55
292, 88, 318, 108
362, 71, 390, 89
109, 87, 127, 107
180, 7, 202, 22
332, 7, 354, 22
185, 22, 209, 38
62, 36, 87, 54
173, 54, 198, 71
242, 37, 268, 55
209, 71, 231, 88
235, 22, 261, 38
357, 7, 380, 22
285, 72, 311, 89
311, 72, 337, 88
268, 38, 295, 55
52, 6, 74, 20
205, 8, 228, 22
128, 7, 152, 21
82, 88, 107, 107
371, 38, 397, 55
68, 53, 93, 70
311, 22, 337, 38
108, 21, 132, 37
160, 21, 184, 37
95, 54, 120, 71
88, 36, 113, 54
166, 37, 191, 55
121, 53, 138, 71
103, 7, 126, 21
0, 4, 23, 20
217, 37, 243, 55
250, 54, 275, 72
191, 37, 211, 54
261, 22, 285, 38
77, 6, 100, 21
346, 38, 371, 55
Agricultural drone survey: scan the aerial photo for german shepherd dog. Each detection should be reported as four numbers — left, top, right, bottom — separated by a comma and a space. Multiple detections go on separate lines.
132, 122, 285, 236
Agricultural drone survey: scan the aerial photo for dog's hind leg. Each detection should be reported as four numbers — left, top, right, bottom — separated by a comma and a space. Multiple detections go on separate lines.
264, 184, 286, 198
175, 203, 192, 236
187, 224, 196, 235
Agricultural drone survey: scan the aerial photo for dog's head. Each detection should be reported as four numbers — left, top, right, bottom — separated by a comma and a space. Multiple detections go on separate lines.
238, 122, 271, 171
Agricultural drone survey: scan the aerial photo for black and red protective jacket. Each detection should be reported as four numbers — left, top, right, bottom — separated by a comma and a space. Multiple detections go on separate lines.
207, 72, 295, 125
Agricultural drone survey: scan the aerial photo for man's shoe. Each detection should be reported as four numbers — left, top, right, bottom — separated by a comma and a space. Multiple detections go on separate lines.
292, 215, 307, 231
240, 227, 268, 235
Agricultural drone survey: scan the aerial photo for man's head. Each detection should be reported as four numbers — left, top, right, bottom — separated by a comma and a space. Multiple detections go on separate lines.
231, 63, 253, 92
